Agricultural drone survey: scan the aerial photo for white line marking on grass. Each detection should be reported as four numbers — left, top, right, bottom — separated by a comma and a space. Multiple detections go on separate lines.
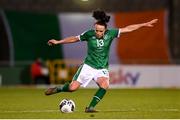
153, 108, 179, 112
0, 109, 59, 113
0, 108, 179, 114
100, 108, 137, 112
100, 108, 179, 112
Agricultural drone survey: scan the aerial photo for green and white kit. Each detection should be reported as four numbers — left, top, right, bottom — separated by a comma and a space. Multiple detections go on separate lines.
73, 28, 121, 87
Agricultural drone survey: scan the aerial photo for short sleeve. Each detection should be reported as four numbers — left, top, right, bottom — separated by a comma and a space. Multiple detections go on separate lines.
79, 31, 89, 41
110, 29, 121, 38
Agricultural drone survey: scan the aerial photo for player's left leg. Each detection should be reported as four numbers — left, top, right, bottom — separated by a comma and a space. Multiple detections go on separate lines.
85, 77, 109, 112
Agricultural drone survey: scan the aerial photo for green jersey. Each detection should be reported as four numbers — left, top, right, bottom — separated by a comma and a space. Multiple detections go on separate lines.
79, 29, 120, 69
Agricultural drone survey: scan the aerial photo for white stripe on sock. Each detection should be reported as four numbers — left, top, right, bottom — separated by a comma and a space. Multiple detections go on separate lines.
94, 96, 101, 101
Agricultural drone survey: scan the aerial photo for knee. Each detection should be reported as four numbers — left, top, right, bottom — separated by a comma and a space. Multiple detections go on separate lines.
69, 81, 80, 92
99, 81, 109, 89
101, 84, 109, 90
69, 86, 77, 92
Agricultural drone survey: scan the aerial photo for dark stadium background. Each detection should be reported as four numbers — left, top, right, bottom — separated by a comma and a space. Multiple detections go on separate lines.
0, 0, 179, 119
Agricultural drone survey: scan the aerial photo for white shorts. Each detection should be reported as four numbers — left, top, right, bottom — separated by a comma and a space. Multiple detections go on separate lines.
73, 64, 109, 87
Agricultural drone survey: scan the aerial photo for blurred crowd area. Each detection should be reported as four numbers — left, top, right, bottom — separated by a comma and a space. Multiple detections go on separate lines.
0, 59, 180, 86
0, 59, 81, 85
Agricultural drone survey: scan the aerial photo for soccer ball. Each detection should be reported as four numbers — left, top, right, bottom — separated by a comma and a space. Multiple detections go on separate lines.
59, 99, 75, 113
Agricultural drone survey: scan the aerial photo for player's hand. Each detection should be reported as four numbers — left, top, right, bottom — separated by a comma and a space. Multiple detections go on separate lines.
47, 39, 59, 46
145, 19, 158, 27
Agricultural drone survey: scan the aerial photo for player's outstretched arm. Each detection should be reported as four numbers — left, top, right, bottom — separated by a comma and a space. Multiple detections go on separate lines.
120, 19, 158, 33
47, 36, 79, 46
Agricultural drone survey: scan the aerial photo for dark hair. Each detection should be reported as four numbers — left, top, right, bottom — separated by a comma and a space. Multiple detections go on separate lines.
92, 10, 110, 28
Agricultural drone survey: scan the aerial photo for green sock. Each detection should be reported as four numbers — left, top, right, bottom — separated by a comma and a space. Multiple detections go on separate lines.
56, 82, 70, 92
88, 88, 106, 109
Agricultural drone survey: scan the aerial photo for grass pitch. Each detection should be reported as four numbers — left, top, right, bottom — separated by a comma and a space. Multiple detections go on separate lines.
0, 87, 179, 119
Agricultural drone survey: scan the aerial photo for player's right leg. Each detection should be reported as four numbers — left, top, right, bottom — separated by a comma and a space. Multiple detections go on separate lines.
85, 69, 109, 113
45, 81, 80, 95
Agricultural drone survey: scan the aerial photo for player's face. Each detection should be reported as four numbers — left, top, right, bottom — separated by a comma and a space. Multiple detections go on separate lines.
94, 24, 106, 39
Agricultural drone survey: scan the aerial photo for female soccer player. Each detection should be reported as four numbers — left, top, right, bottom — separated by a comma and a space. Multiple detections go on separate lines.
45, 10, 158, 112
